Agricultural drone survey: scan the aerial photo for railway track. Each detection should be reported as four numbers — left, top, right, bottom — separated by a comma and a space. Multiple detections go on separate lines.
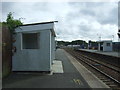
64, 48, 120, 89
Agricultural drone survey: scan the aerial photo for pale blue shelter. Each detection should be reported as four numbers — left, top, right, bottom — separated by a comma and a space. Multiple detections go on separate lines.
12, 21, 56, 71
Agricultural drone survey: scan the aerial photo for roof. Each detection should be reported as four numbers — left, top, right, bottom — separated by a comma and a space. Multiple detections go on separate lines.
97, 40, 112, 42
19, 21, 58, 27
15, 21, 58, 37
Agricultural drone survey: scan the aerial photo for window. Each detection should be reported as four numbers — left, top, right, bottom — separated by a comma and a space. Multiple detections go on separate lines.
106, 43, 110, 46
22, 33, 39, 49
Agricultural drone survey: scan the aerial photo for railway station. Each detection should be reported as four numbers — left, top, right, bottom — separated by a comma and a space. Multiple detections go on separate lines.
2, 2, 120, 89
2, 21, 120, 89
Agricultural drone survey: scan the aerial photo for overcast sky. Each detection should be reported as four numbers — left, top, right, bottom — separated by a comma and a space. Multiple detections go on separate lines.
1, 1, 118, 42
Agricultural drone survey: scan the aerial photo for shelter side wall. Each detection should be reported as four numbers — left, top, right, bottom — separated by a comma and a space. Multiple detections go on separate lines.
51, 35, 55, 64
103, 42, 112, 51
12, 30, 51, 71
98, 43, 100, 51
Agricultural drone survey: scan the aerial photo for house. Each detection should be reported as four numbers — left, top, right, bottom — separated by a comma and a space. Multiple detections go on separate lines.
12, 21, 57, 72
97, 40, 112, 52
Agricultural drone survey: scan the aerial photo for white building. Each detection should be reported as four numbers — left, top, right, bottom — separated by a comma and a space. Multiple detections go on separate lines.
97, 40, 112, 52
12, 21, 56, 71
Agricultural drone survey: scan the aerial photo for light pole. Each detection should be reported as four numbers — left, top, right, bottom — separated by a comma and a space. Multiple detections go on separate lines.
112, 35, 114, 42
97, 34, 101, 41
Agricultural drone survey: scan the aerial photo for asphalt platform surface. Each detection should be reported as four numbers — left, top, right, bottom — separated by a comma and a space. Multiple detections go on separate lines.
2, 49, 90, 88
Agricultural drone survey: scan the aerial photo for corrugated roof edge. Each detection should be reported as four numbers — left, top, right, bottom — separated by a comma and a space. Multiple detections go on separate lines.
18, 21, 58, 27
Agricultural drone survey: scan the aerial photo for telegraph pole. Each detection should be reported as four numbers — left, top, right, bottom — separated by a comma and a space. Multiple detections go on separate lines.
112, 35, 114, 42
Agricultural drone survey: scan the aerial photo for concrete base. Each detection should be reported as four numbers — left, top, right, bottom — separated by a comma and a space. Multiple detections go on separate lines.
51, 60, 64, 73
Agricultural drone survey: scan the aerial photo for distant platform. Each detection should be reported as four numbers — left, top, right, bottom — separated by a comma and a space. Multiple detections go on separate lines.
79, 49, 120, 58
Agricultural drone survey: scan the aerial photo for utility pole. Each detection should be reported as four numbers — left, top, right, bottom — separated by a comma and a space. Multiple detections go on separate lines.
99, 36, 101, 41
112, 35, 114, 42
97, 34, 101, 41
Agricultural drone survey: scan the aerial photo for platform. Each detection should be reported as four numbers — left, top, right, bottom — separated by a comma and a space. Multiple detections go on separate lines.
2, 49, 110, 88
79, 49, 120, 58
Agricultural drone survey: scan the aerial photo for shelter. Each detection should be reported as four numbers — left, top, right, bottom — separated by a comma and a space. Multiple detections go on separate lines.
97, 40, 112, 52
12, 21, 57, 71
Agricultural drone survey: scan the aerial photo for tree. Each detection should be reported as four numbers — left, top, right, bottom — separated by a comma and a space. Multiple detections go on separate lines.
57, 40, 88, 47
4, 12, 23, 56
6, 12, 23, 34
70, 40, 87, 45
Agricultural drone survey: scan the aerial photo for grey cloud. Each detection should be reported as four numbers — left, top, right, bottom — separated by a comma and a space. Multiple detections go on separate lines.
80, 9, 95, 16
32, 3, 48, 11
97, 7, 118, 25
118, 1, 120, 27
2, 2, 14, 14
2, 2, 27, 21
68, 2, 117, 25
1, 2, 118, 42
78, 24, 91, 32
59, 2, 118, 41
2, 2, 16, 21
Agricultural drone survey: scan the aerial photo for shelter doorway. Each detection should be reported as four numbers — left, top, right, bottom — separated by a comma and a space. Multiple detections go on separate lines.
100, 42, 103, 51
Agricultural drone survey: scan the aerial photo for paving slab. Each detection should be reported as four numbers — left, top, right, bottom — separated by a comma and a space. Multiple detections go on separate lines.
51, 60, 64, 73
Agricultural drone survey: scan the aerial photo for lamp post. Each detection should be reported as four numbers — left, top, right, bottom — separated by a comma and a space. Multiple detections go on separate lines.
97, 34, 101, 41
112, 35, 114, 42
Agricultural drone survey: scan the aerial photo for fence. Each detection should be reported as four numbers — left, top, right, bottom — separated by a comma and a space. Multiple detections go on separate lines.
2, 25, 12, 78
113, 42, 120, 52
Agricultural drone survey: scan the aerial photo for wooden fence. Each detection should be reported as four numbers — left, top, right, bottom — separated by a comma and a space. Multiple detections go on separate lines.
2, 25, 12, 78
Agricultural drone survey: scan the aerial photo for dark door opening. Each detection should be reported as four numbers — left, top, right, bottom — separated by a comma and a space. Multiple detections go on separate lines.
100, 42, 103, 51
100, 47, 103, 51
